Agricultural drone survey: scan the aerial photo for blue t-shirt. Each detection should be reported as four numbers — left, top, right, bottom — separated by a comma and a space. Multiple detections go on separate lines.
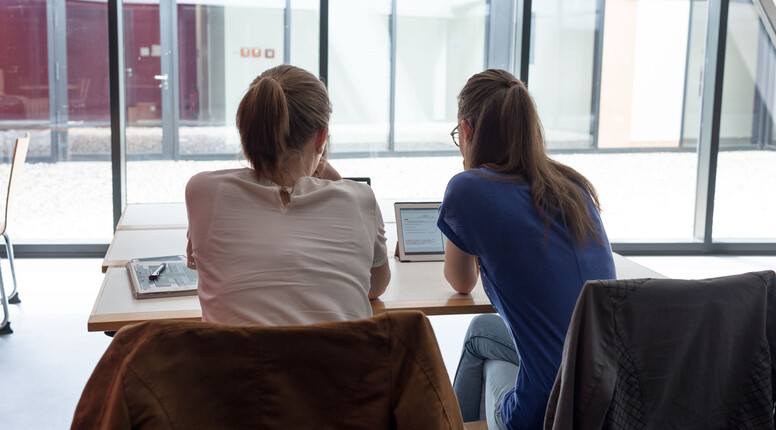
437, 168, 615, 429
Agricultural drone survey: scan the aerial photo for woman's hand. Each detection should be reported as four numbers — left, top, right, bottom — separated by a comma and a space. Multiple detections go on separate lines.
313, 158, 343, 181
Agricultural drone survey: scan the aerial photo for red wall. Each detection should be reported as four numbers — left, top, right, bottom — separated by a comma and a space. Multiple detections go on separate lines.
0, 0, 202, 125
67, 0, 110, 122
0, 0, 50, 121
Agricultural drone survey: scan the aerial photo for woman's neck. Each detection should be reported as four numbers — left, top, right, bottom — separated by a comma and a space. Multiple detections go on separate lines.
266, 168, 306, 189
264, 153, 316, 189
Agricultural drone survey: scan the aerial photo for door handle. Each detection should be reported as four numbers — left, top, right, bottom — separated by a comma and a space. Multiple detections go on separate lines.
154, 74, 169, 90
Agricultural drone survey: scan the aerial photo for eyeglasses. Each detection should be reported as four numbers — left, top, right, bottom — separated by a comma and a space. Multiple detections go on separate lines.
322, 136, 331, 159
450, 124, 460, 147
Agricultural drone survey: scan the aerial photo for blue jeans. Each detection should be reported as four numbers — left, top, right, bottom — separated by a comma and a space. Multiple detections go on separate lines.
454, 314, 520, 429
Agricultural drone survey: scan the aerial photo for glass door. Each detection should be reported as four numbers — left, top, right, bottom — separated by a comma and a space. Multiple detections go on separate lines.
123, 0, 177, 159
124, 0, 288, 205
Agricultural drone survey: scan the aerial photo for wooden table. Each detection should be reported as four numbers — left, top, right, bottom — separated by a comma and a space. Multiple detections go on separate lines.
89, 203, 664, 332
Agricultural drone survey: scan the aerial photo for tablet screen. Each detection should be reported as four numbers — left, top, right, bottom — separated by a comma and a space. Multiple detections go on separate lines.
399, 207, 445, 254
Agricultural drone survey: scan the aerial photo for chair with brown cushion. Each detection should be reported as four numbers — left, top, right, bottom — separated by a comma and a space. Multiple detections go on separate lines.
69, 77, 90, 110
0, 69, 30, 115
72, 310, 465, 429
544, 271, 776, 429
0, 132, 29, 335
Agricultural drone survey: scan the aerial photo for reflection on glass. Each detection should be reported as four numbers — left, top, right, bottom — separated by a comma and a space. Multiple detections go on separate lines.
714, 0, 776, 240
328, 0, 391, 153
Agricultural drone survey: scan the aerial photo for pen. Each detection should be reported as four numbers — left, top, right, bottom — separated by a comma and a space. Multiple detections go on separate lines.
149, 263, 167, 281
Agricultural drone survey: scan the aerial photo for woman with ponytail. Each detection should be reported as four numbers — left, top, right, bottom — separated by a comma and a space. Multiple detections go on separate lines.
185, 65, 390, 326
438, 69, 615, 429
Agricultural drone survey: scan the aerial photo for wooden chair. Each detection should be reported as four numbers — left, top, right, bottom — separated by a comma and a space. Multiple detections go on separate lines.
0, 68, 28, 112
69, 77, 90, 110
73, 311, 466, 429
0, 133, 29, 334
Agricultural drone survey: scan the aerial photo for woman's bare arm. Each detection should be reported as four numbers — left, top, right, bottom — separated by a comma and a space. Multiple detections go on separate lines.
368, 260, 391, 299
443, 239, 479, 294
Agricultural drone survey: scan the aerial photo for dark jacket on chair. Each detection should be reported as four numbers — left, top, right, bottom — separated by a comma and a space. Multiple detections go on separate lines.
544, 271, 776, 429
72, 311, 464, 430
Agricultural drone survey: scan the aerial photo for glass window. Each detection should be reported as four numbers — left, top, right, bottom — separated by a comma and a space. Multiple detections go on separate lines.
125, 0, 286, 205
713, 0, 776, 240
679, 0, 707, 149
6, 0, 774, 250
327, 0, 487, 202
529, 0, 598, 149
124, 1, 164, 156
393, 0, 487, 152
290, 0, 320, 76
0, 0, 113, 243
531, 0, 703, 242
327, 0, 391, 154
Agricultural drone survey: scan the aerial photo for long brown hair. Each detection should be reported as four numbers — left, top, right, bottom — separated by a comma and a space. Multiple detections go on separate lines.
236, 65, 332, 179
458, 69, 602, 243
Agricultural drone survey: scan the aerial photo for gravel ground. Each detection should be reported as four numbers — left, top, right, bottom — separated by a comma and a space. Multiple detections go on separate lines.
1, 149, 774, 243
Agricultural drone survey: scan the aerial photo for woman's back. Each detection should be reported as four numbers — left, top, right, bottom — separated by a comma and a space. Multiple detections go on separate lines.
439, 167, 615, 427
187, 168, 387, 326
185, 65, 390, 326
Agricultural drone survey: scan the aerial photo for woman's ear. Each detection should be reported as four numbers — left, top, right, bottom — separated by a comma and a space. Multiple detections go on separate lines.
460, 120, 473, 144
314, 128, 328, 155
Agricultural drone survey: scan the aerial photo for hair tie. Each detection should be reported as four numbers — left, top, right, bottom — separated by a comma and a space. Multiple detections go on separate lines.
507, 80, 520, 88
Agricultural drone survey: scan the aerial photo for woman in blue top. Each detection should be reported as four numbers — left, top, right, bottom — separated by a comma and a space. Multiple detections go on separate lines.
438, 69, 616, 429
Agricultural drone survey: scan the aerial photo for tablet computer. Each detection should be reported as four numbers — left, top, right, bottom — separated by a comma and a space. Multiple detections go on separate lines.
394, 202, 446, 262
344, 177, 371, 185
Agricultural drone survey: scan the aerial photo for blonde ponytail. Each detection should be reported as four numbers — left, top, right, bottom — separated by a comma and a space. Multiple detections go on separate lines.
236, 65, 332, 180
237, 77, 290, 177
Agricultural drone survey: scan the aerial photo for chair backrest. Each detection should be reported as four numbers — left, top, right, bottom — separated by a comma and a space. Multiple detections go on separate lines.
0, 133, 29, 235
72, 311, 464, 430
544, 271, 776, 430
72, 77, 90, 104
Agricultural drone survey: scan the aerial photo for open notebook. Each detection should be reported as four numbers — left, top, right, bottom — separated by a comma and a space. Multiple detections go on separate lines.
126, 255, 198, 299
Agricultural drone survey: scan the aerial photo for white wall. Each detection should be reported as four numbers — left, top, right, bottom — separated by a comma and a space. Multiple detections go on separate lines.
629, 0, 689, 144
393, 1, 487, 144
529, 0, 597, 145
290, 1, 320, 77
